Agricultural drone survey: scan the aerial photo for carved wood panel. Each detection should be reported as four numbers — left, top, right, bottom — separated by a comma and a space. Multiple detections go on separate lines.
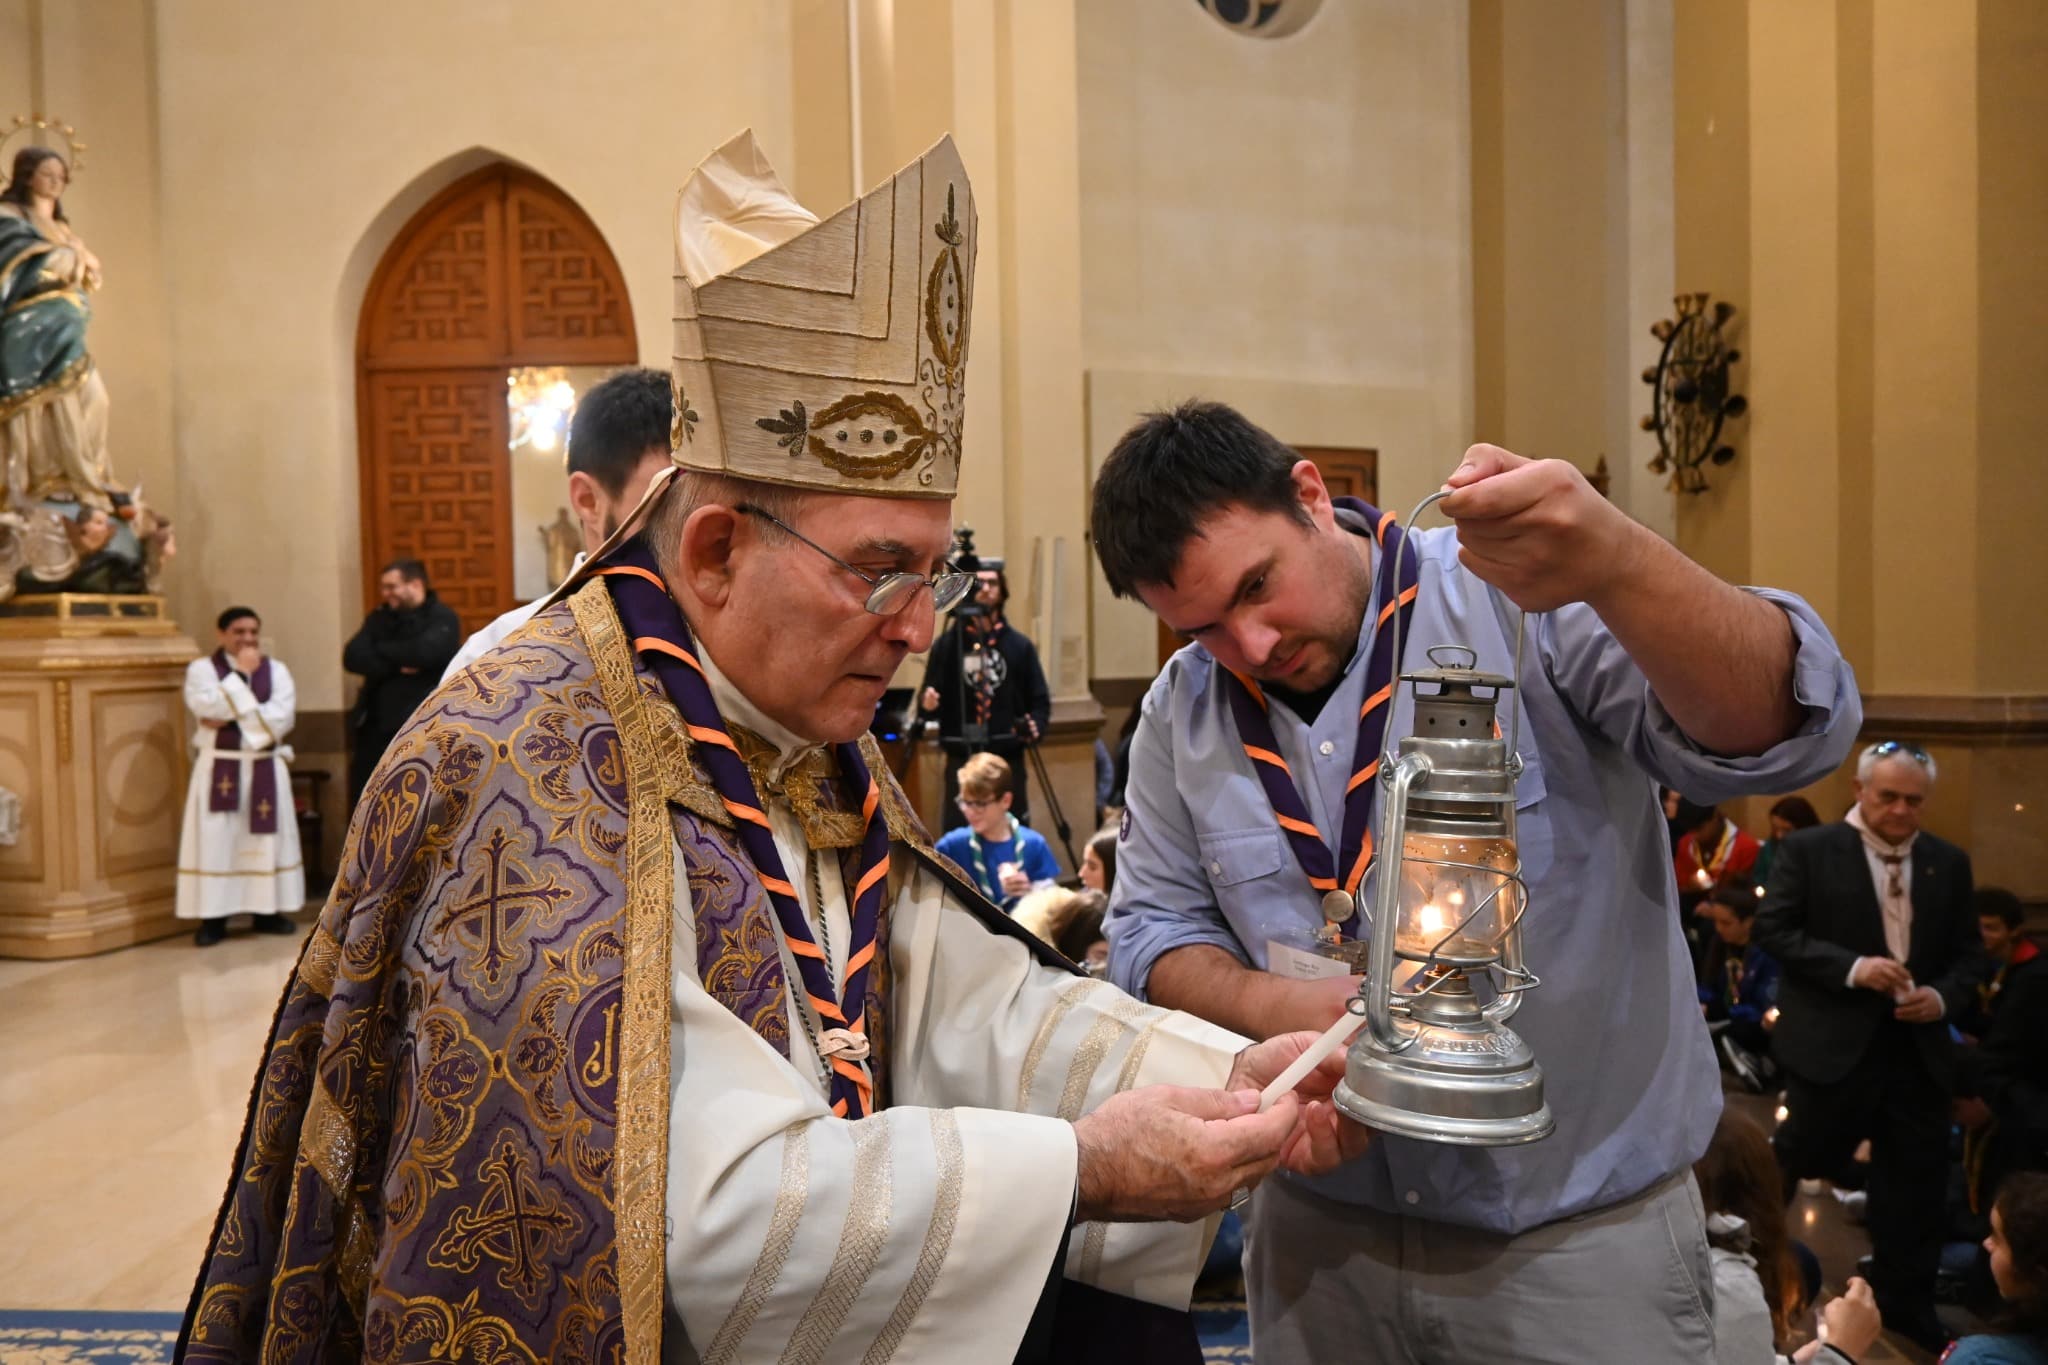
364, 371, 515, 632
507, 180, 635, 361
360, 180, 506, 368
357, 165, 635, 631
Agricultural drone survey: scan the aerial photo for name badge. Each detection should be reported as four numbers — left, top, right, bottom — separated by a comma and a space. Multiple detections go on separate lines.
1266, 931, 1369, 981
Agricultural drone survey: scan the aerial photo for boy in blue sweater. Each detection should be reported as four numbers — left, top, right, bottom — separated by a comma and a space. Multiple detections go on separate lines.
934, 751, 1059, 909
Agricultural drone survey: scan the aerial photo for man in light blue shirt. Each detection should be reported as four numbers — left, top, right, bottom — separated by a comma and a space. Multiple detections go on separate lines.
1091, 402, 1860, 1363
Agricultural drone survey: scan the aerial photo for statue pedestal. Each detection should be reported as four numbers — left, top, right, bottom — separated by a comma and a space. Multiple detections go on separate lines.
0, 595, 199, 958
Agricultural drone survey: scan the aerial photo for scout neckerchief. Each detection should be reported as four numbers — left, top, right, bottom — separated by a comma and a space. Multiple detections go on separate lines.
207, 651, 280, 835
967, 813, 1021, 901
1217, 499, 1416, 940
1696, 818, 1737, 883
967, 614, 1004, 729
599, 541, 888, 1118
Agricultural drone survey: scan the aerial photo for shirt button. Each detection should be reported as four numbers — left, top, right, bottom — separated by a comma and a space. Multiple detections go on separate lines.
1319, 741, 1335, 757
1209, 861, 1223, 876
1404, 1190, 1420, 1206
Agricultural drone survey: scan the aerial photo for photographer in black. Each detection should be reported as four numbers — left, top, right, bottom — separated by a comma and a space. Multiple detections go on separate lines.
918, 539, 1052, 831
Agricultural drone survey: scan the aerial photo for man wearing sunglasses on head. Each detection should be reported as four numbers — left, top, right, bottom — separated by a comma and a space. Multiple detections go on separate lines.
1758, 739, 1982, 1352
184, 134, 1370, 1365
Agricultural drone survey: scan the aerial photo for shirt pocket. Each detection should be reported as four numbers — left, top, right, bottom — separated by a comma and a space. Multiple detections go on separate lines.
1196, 827, 1291, 936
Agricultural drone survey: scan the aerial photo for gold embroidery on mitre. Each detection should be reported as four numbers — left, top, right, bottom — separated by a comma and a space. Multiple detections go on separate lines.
672, 131, 976, 499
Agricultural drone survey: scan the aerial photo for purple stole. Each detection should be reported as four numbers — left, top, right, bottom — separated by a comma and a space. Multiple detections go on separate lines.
599, 542, 893, 1118
207, 650, 280, 835
1216, 498, 1415, 938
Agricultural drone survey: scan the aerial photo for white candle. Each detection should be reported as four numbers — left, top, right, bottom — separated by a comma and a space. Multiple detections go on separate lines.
1258, 1008, 1369, 1113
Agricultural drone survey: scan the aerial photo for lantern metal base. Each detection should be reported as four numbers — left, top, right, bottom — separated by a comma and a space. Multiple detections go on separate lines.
1334, 1015, 1556, 1148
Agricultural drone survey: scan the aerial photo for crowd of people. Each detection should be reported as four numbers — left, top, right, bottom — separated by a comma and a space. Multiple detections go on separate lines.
1661, 748, 2047, 1359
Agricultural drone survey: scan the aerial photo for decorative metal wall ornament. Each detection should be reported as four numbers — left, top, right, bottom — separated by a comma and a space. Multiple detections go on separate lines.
1194, 0, 1324, 39
1640, 293, 1748, 495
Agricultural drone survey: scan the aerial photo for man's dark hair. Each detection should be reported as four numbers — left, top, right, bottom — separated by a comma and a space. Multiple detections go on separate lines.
1089, 400, 1310, 596
216, 606, 259, 632
381, 558, 429, 587
1977, 886, 2026, 930
1673, 796, 1719, 837
568, 368, 672, 497
1704, 879, 1759, 917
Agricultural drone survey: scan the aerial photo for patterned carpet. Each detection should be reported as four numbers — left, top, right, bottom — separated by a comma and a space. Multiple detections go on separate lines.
1193, 1286, 1253, 1361
0, 1302, 1243, 1363
0, 1310, 179, 1363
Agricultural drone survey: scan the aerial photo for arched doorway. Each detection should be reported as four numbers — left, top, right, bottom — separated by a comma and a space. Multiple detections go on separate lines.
355, 165, 637, 632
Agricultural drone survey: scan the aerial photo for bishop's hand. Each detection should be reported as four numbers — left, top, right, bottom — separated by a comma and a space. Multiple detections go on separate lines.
1072, 1085, 1300, 1223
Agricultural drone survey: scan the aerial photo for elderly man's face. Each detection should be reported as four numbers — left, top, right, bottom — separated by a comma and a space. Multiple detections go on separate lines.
713, 493, 951, 743
1853, 756, 1930, 844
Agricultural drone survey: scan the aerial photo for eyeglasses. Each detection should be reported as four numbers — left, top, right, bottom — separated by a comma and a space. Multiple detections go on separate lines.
1864, 740, 1933, 767
738, 505, 976, 617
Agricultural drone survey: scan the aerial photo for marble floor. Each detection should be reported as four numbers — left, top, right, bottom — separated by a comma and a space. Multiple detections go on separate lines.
0, 927, 304, 1314
0, 932, 1965, 1361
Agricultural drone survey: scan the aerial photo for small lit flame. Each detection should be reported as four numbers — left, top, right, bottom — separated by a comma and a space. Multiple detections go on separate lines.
1694, 869, 1713, 889
1774, 1104, 1789, 1124
1418, 902, 1448, 937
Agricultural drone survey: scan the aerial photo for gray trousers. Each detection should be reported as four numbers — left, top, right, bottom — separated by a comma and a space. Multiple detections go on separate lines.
1244, 1171, 1717, 1364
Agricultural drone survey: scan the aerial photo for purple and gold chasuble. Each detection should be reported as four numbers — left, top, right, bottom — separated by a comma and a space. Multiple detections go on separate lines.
176, 575, 1014, 1364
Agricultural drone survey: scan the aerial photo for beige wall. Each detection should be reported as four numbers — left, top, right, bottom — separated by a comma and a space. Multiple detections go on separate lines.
10, 0, 797, 713
1470, 0, 1675, 541
1076, 0, 1474, 679
1667, 0, 2048, 895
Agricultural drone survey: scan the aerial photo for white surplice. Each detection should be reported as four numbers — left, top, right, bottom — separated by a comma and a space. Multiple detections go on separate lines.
662, 648, 1246, 1363
175, 656, 306, 919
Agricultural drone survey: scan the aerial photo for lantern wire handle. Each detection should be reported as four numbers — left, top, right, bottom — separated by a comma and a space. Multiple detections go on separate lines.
1355, 486, 1541, 1043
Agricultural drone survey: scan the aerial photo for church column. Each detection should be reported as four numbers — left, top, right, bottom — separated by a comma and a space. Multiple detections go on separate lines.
1671, 0, 2048, 898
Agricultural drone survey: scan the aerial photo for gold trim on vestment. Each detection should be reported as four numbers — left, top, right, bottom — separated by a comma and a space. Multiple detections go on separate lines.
861, 1109, 963, 1365
300, 924, 342, 998
1016, 976, 1105, 1112
784, 1119, 895, 1365
0, 350, 88, 424
570, 577, 676, 1365
1056, 995, 1158, 1123
175, 861, 304, 878
1075, 1013, 1170, 1283
705, 1123, 813, 1365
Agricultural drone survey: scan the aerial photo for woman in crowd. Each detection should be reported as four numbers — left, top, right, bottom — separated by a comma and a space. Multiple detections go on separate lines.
1944, 1173, 2048, 1364
1079, 823, 1118, 899
1754, 794, 1823, 887
1695, 1109, 1881, 1363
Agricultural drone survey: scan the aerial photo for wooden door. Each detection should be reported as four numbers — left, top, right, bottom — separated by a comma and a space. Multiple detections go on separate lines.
356, 166, 636, 634
1154, 443, 1380, 667
362, 371, 515, 629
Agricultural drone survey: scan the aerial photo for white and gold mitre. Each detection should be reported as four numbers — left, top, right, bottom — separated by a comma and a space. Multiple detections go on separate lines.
670, 130, 975, 500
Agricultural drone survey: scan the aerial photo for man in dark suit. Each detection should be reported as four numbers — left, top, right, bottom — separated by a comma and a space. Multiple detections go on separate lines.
1756, 740, 1981, 1351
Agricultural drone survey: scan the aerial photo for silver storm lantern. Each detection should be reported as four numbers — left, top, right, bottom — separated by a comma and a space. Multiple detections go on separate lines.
1332, 492, 1556, 1147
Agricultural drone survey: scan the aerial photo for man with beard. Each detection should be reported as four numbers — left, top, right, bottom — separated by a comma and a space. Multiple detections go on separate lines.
442, 367, 675, 681
919, 561, 1052, 829
1092, 400, 1860, 1363
342, 558, 461, 807
181, 136, 1365, 1365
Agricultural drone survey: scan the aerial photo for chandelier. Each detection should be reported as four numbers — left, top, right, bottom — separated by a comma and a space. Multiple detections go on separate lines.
508, 366, 577, 454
